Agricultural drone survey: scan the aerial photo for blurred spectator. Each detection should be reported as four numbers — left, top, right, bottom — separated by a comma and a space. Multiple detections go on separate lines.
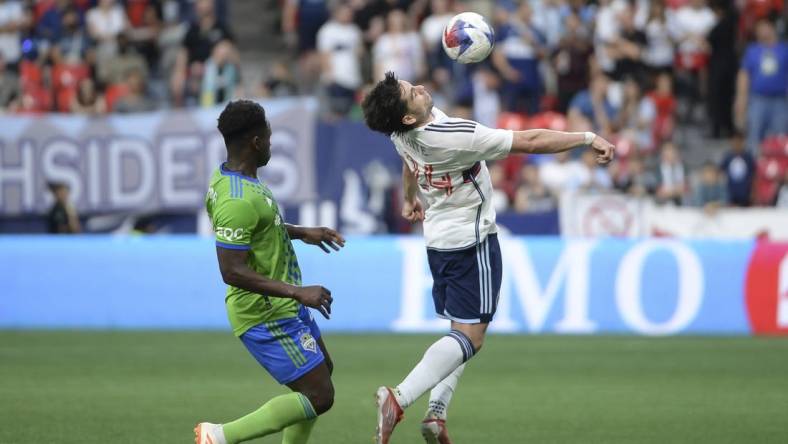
551, 11, 592, 113
200, 40, 240, 107
282, 0, 329, 92
171, 0, 234, 106
471, 68, 501, 127
0, 0, 28, 69
608, 4, 647, 81
643, 0, 675, 74
774, 169, 788, 207
671, 0, 715, 122
156, 0, 188, 84
70, 77, 106, 114
574, 149, 613, 191
0, 54, 19, 108
113, 68, 155, 113
531, 0, 564, 50
317, 0, 363, 117
567, 75, 619, 135
617, 76, 657, 153
49, 6, 92, 65
47, 181, 81, 233
420, 0, 453, 75
656, 141, 687, 205
539, 151, 584, 195
648, 72, 676, 147
86, 0, 128, 65
706, 1, 738, 138
126, 1, 162, 71
493, 1, 546, 115
489, 162, 510, 212
372, 9, 424, 81
720, 132, 756, 206
560, 0, 596, 29
692, 162, 727, 209
257, 61, 298, 98
36, 0, 73, 44
735, 17, 788, 155
513, 163, 555, 212
612, 155, 658, 197
132, 215, 158, 234
283, 0, 329, 53
99, 32, 148, 85
594, 0, 628, 76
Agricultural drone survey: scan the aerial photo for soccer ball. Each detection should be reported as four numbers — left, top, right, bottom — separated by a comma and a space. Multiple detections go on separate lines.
441, 12, 495, 64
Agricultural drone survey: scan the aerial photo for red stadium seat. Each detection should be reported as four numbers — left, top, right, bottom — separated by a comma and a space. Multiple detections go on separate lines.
19, 61, 43, 89
497, 112, 529, 131
52, 63, 90, 91
526, 112, 568, 131
104, 83, 130, 112
753, 157, 788, 205
760, 135, 788, 159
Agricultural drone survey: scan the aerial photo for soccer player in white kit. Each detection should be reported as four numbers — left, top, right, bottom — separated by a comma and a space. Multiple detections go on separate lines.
362, 72, 614, 444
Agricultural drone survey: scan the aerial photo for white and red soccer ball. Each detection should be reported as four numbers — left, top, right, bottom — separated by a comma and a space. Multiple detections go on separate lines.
441, 12, 495, 64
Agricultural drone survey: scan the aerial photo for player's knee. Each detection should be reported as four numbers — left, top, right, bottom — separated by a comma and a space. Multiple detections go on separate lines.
305, 382, 334, 415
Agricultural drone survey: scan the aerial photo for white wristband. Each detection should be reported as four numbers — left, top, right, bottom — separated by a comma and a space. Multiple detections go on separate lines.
583, 132, 596, 145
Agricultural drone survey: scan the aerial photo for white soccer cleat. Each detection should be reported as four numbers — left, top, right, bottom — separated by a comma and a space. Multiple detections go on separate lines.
421, 417, 452, 444
194, 422, 226, 444
375, 386, 404, 444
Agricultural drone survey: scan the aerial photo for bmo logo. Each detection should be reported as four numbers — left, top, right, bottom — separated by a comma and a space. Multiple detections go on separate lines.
216, 226, 245, 242
745, 242, 788, 334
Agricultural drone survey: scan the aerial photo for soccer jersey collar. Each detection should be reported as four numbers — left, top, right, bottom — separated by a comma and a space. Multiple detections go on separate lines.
220, 163, 260, 182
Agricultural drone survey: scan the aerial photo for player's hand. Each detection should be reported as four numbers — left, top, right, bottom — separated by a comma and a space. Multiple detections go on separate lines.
300, 227, 345, 253
402, 198, 424, 223
590, 134, 615, 164
294, 285, 333, 319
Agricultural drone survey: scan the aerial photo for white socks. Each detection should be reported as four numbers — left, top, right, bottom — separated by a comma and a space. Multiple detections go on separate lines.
394, 330, 475, 409
426, 364, 465, 420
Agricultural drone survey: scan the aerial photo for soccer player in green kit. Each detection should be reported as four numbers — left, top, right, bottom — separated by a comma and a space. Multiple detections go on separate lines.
196, 100, 345, 444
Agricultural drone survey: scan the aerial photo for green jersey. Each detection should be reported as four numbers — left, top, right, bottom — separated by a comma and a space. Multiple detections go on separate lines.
205, 165, 302, 336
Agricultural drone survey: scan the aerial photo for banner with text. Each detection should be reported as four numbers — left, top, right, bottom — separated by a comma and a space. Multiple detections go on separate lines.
560, 193, 788, 240
0, 98, 317, 215
2, 235, 786, 335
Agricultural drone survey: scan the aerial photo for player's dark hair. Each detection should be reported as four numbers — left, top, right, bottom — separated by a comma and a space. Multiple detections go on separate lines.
217, 100, 270, 147
362, 71, 412, 136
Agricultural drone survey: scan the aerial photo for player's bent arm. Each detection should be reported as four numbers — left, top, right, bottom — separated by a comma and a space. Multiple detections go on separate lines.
402, 161, 419, 202
510, 129, 615, 163
216, 247, 300, 298
216, 247, 334, 318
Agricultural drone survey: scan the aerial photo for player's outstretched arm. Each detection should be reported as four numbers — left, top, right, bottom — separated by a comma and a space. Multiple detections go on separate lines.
286, 224, 346, 253
510, 130, 615, 163
216, 247, 333, 318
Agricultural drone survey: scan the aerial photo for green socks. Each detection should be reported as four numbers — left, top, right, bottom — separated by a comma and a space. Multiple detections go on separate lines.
282, 418, 317, 444
222, 392, 317, 444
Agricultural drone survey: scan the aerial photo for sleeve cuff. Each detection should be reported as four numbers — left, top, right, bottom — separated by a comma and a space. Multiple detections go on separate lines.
216, 241, 251, 250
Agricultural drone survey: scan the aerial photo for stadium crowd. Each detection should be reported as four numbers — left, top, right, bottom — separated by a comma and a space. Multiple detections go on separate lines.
0, 0, 786, 224
281, 0, 787, 212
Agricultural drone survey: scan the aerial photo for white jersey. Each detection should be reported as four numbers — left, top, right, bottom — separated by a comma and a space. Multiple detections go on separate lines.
391, 108, 513, 250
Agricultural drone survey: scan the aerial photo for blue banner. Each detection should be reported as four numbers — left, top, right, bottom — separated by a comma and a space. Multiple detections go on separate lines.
0, 235, 769, 335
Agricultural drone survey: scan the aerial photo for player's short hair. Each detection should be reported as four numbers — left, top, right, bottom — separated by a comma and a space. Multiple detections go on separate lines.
362, 71, 412, 136
217, 100, 270, 146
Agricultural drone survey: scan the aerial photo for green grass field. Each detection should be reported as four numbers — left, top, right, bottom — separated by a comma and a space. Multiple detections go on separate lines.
1, 332, 787, 444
